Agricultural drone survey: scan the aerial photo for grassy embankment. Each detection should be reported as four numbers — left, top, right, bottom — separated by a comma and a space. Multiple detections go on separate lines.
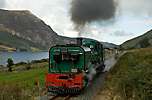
96, 48, 152, 100
0, 61, 48, 100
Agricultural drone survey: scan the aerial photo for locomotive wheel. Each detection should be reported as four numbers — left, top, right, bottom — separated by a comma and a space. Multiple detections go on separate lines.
96, 64, 105, 73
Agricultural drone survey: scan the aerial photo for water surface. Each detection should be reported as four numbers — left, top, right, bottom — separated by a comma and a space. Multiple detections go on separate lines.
0, 52, 49, 66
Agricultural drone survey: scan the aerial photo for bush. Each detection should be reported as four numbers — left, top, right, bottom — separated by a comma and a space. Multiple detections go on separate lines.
7, 58, 14, 72
0, 84, 30, 100
105, 48, 152, 100
26, 61, 31, 70
31, 59, 48, 64
15, 62, 27, 66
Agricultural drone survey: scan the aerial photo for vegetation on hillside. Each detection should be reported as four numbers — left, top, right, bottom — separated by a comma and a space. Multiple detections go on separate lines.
121, 30, 152, 49
98, 48, 152, 100
0, 31, 46, 51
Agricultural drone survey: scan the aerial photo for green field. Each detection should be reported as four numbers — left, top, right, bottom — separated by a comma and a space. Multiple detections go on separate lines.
101, 48, 152, 100
0, 67, 47, 87
0, 62, 48, 100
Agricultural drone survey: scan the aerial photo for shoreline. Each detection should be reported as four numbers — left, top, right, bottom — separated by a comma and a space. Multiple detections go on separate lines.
0, 58, 48, 72
0, 51, 49, 66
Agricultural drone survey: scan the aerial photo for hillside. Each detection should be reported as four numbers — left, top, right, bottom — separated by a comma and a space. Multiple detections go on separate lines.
121, 30, 152, 49
0, 31, 46, 51
0, 9, 66, 50
95, 48, 152, 100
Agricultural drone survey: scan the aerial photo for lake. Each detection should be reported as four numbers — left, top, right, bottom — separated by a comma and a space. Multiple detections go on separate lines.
0, 52, 49, 66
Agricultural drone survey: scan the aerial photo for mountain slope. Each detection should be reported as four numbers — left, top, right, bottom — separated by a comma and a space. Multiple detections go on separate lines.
121, 30, 152, 49
0, 31, 46, 51
0, 9, 59, 49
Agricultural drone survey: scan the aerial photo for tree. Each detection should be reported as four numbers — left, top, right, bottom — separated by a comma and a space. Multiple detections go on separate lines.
7, 58, 14, 72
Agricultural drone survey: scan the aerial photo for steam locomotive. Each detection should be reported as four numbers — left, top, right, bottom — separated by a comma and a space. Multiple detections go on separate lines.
45, 38, 105, 94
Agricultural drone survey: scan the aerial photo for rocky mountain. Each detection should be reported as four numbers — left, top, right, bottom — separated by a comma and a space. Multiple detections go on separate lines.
121, 29, 152, 49
0, 9, 69, 51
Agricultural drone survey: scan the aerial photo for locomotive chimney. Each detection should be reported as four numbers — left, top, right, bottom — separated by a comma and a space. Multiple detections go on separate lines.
76, 38, 83, 46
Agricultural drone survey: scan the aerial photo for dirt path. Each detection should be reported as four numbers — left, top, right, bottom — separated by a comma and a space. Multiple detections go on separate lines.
104, 55, 117, 72
94, 52, 126, 100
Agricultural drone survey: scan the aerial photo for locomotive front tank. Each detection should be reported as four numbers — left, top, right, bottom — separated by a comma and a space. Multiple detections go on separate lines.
45, 45, 91, 94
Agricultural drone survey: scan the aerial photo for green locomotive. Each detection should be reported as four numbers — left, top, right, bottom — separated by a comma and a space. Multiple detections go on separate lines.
45, 38, 105, 94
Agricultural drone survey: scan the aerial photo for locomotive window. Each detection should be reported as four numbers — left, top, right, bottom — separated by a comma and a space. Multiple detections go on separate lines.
70, 54, 79, 62
53, 53, 61, 63
62, 53, 70, 61
95, 45, 97, 50
90, 45, 94, 49
61, 53, 80, 62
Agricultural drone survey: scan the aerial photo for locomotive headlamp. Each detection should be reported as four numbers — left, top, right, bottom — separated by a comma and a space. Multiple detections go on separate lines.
79, 53, 83, 55
90, 45, 93, 48
71, 68, 78, 73
85, 70, 89, 73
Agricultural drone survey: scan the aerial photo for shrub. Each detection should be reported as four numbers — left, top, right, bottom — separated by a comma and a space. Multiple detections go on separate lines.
105, 48, 152, 100
7, 58, 14, 72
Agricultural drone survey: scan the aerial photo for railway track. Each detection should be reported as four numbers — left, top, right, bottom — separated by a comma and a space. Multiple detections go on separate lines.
48, 94, 72, 100
49, 95, 59, 100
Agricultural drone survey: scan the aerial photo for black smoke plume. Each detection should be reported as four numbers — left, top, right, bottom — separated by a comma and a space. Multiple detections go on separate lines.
71, 0, 116, 28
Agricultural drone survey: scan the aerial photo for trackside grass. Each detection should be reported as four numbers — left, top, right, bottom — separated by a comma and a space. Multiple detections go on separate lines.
0, 62, 48, 99
96, 48, 152, 100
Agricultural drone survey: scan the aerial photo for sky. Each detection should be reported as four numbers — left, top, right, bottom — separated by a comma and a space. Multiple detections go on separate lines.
1, 0, 152, 45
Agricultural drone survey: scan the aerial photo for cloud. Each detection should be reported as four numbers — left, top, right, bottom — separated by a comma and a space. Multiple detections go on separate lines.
0, 0, 5, 8
111, 30, 133, 37
119, 0, 152, 16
